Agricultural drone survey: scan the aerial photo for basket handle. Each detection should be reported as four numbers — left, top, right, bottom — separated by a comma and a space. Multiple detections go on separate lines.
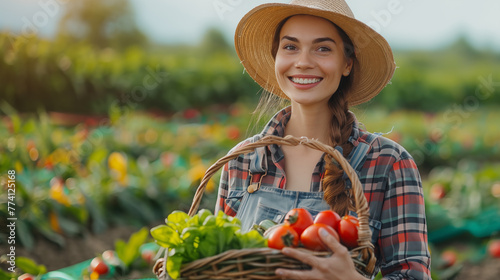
153, 135, 378, 280
188, 135, 372, 249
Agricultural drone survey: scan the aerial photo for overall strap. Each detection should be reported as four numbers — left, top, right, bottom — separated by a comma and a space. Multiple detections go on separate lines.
247, 136, 268, 193
347, 132, 380, 218
249, 147, 267, 174
349, 132, 380, 171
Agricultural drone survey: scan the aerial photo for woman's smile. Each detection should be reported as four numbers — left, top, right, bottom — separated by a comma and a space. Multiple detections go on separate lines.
288, 75, 323, 89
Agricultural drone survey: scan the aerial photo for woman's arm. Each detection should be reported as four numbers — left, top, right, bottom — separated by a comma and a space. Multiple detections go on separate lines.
378, 155, 431, 279
214, 162, 231, 215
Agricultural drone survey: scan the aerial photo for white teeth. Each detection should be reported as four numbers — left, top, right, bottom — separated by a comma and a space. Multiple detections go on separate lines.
291, 77, 321, 84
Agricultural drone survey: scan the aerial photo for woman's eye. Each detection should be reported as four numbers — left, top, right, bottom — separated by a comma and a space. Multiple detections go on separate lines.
283, 44, 297, 51
317, 46, 331, 52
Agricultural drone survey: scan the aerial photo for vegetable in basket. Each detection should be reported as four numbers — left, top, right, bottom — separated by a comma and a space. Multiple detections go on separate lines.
267, 208, 350, 252
301, 223, 339, 251
267, 224, 300, 250
150, 209, 267, 279
284, 208, 314, 236
339, 215, 359, 249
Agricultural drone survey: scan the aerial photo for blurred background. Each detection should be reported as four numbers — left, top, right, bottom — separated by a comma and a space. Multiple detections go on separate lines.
0, 0, 499, 279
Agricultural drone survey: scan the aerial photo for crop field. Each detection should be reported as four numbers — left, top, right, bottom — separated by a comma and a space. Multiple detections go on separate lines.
1, 105, 499, 279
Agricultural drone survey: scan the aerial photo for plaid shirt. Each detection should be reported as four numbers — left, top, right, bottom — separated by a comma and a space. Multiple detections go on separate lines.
215, 107, 431, 279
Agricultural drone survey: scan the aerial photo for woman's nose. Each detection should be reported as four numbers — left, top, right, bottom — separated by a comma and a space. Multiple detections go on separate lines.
294, 51, 314, 69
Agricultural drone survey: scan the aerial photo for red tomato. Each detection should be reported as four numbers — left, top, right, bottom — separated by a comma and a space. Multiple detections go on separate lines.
183, 108, 200, 119
314, 210, 341, 232
18, 274, 35, 280
90, 257, 109, 275
141, 249, 155, 263
227, 126, 241, 140
267, 224, 299, 250
338, 215, 359, 249
300, 223, 339, 251
441, 250, 457, 267
488, 240, 500, 258
430, 183, 446, 200
284, 208, 314, 236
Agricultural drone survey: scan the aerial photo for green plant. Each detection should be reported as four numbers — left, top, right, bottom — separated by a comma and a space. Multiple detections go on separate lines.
150, 209, 267, 279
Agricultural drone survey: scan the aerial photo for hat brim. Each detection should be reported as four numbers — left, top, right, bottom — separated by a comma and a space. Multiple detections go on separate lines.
235, 3, 396, 106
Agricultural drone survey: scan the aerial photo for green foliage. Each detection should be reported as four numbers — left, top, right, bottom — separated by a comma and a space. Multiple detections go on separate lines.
0, 101, 498, 253
0, 32, 259, 115
0, 255, 46, 279
373, 38, 500, 111
199, 28, 232, 55
115, 227, 150, 267
424, 162, 500, 239
2, 30, 498, 115
422, 161, 500, 280
150, 209, 267, 279
56, 0, 148, 49
0, 104, 249, 249
354, 108, 500, 171
0, 269, 16, 280
13, 257, 47, 276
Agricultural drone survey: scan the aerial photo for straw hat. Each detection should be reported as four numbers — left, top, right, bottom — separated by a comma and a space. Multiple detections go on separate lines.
234, 0, 396, 106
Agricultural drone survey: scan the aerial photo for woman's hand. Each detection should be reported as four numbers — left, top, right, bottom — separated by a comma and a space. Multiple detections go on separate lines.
275, 228, 366, 280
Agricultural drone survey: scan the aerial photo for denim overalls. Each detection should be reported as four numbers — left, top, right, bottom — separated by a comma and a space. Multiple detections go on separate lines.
236, 185, 331, 232
231, 133, 381, 247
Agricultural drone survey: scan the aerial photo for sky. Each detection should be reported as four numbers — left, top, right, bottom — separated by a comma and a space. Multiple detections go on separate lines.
1, 0, 500, 50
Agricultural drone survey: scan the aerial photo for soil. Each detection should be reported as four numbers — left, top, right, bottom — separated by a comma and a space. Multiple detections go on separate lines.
455, 257, 500, 280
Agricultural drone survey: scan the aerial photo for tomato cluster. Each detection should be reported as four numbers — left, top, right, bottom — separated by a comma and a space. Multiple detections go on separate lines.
266, 208, 360, 251
89, 256, 110, 276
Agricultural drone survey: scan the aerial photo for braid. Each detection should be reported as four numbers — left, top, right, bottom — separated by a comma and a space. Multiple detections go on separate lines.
322, 90, 355, 216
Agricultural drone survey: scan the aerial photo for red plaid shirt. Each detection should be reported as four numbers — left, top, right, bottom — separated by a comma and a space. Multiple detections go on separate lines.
215, 107, 431, 279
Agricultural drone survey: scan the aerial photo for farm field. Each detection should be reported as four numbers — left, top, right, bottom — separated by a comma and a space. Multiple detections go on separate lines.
1, 105, 499, 279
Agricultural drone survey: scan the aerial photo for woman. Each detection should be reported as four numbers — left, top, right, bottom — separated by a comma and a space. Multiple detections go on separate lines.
215, 0, 431, 279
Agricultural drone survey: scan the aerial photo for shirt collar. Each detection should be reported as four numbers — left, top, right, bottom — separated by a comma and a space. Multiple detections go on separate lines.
259, 106, 291, 164
260, 106, 291, 137
259, 107, 364, 164
261, 107, 362, 145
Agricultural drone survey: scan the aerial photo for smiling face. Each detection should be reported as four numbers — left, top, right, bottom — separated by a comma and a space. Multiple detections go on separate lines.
274, 15, 353, 107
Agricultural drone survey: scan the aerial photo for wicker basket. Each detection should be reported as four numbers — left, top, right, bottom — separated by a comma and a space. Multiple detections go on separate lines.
154, 135, 376, 279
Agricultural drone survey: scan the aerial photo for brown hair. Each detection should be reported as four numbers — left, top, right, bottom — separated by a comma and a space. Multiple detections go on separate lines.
322, 22, 357, 216
323, 89, 356, 216
258, 15, 357, 216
